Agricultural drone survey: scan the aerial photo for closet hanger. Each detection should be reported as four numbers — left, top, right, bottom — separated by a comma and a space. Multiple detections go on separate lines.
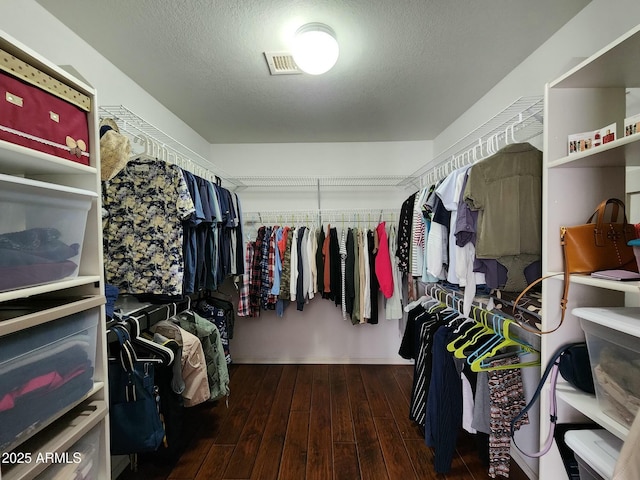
445, 298, 468, 327
509, 113, 522, 144
133, 134, 157, 162
404, 295, 431, 312
446, 308, 490, 354
107, 323, 164, 364
124, 313, 175, 365
404, 295, 433, 312
463, 314, 507, 364
469, 319, 540, 372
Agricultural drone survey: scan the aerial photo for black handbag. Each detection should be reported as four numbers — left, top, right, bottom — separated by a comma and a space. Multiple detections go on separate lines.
108, 325, 165, 455
510, 342, 594, 458
558, 343, 595, 395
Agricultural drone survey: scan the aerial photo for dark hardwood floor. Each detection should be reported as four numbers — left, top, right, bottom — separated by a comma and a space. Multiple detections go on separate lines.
117, 364, 529, 480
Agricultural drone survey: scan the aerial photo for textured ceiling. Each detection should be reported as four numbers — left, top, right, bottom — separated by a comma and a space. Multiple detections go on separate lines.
37, 0, 590, 144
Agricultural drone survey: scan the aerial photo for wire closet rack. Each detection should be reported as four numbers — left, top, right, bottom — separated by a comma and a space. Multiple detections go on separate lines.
243, 208, 400, 227
403, 95, 544, 187
99, 105, 244, 188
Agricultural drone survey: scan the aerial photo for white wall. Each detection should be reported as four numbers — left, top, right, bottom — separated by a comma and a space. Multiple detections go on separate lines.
213, 140, 430, 211
212, 141, 431, 364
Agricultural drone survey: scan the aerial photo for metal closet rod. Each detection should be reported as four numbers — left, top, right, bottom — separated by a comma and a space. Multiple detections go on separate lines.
425, 283, 541, 351
243, 208, 399, 225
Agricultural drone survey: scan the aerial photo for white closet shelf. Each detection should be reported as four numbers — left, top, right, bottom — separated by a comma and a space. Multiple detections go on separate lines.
556, 384, 629, 440
551, 24, 640, 89
0, 139, 97, 177
547, 134, 640, 168
0, 276, 102, 303
0, 296, 105, 337
547, 273, 640, 294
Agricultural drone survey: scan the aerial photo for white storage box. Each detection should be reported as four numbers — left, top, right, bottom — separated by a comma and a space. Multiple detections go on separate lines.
564, 429, 622, 480
0, 309, 98, 451
0, 173, 96, 292
574, 307, 640, 428
35, 425, 101, 480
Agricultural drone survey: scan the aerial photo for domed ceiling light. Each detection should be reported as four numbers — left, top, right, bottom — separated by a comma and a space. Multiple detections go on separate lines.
291, 23, 339, 75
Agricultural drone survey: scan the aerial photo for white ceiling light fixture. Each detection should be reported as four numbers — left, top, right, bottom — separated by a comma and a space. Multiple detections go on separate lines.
292, 23, 339, 75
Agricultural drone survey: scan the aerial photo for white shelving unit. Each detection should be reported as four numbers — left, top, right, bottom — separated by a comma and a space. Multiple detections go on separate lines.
0, 29, 108, 480
541, 23, 640, 479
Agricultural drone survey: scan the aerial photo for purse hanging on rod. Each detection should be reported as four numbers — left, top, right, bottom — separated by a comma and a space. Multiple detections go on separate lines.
108, 325, 165, 455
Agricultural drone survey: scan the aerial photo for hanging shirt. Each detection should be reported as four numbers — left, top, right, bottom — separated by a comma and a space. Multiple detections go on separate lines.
174, 310, 230, 400
397, 194, 415, 273
329, 227, 341, 304
259, 227, 272, 310
151, 320, 210, 407
315, 227, 325, 295
103, 158, 195, 295
367, 229, 379, 324
296, 227, 308, 311
233, 193, 245, 276
290, 228, 299, 302
411, 189, 428, 277
375, 222, 394, 299
270, 227, 283, 296
362, 231, 371, 320
249, 227, 264, 315
307, 227, 316, 299
266, 227, 278, 309
435, 166, 471, 285
464, 142, 542, 259
322, 225, 331, 296
278, 228, 293, 301
358, 229, 367, 323
425, 325, 463, 475
351, 228, 361, 325
385, 224, 403, 321
237, 241, 253, 317
340, 229, 348, 320
345, 228, 356, 322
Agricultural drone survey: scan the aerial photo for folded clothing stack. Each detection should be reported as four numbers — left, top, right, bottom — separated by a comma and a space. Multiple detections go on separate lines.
0, 227, 79, 291
595, 345, 640, 426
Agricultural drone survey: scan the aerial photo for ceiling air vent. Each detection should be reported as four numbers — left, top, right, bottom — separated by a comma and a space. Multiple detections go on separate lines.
264, 52, 301, 75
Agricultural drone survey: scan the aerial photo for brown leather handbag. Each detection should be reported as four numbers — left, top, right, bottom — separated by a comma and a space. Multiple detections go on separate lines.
516, 198, 637, 334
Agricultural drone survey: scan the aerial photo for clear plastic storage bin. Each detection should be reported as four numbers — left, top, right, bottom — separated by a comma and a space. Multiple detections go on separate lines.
35, 425, 101, 480
0, 173, 96, 292
564, 429, 622, 480
0, 309, 98, 451
574, 307, 640, 428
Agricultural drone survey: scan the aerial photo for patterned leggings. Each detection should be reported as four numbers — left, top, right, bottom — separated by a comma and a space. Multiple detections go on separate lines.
487, 356, 529, 478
